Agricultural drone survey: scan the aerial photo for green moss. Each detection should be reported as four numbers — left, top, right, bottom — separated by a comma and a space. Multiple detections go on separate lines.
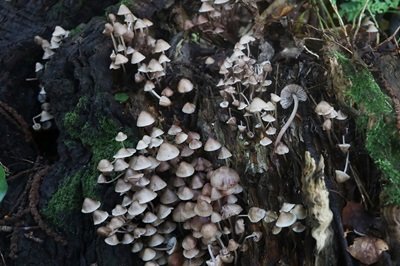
43, 96, 134, 230
335, 53, 400, 205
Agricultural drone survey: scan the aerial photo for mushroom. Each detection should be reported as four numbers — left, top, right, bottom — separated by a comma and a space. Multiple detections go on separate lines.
274, 84, 307, 152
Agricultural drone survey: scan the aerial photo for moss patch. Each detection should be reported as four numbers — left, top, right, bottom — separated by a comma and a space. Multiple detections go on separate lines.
43, 96, 132, 230
335, 53, 400, 205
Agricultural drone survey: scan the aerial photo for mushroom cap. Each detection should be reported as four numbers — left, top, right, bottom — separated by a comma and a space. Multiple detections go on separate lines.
200, 223, 218, 240
154, 39, 171, 53
117, 4, 132, 15
263, 210, 278, 223
115, 179, 132, 193
93, 210, 109, 225
130, 155, 152, 171
142, 212, 158, 223
275, 212, 297, 227
148, 175, 167, 191
280, 202, 295, 212
113, 159, 129, 171
115, 132, 128, 142
148, 59, 163, 72
131, 51, 146, 64
218, 147, 232, 159
82, 198, 101, 213
194, 200, 213, 217
156, 142, 180, 161
105, 234, 119, 246
148, 233, 165, 247
210, 166, 240, 191
112, 204, 127, 216
290, 204, 307, 220
280, 84, 307, 109
182, 102, 196, 114
315, 101, 334, 116
133, 188, 157, 204
335, 170, 350, 183
221, 203, 243, 219
128, 201, 147, 216
97, 159, 114, 172
140, 248, 157, 261
199, 2, 214, 12
160, 188, 179, 204
121, 233, 135, 244
275, 142, 289, 155
248, 207, 267, 223
178, 78, 194, 93
239, 34, 255, 44
248, 97, 269, 113
137, 111, 155, 127
176, 186, 194, 201
176, 161, 195, 178
131, 241, 144, 253
291, 221, 306, 233
260, 136, 272, 146
204, 137, 222, 151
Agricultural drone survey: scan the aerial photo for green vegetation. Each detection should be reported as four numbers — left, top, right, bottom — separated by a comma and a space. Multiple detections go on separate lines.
339, 0, 399, 23
0, 163, 7, 203
114, 92, 129, 103
336, 53, 400, 205
43, 96, 132, 230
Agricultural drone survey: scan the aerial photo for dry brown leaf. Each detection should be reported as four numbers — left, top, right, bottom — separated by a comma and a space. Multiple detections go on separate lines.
347, 236, 389, 265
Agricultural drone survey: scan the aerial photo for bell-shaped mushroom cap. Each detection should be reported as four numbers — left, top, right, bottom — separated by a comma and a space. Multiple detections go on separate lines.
148, 175, 167, 191
275, 212, 297, 227
117, 4, 131, 15
159, 54, 171, 64
199, 2, 214, 12
218, 147, 232, 159
189, 139, 202, 150
248, 97, 269, 113
210, 166, 240, 191
290, 204, 307, 220
137, 111, 155, 127
148, 59, 163, 72
114, 147, 135, 159
114, 53, 129, 65
111, 204, 127, 216
134, 227, 147, 238
200, 223, 218, 240
130, 155, 152, 170
182, 102, 196, 114
335, 170, 350, 183
194, 200, 213, 217
248, 207, 266, 223
168, 125, 182, 135
52, 26, 67, 37
338, 143, 351, 153
114, 159, 129, 172
221, 203, 243, 219
367, 23, 378, 33
131, 241, 144, 253
151, 127, 164, 138
260, 136, 272, 146
157, 204, 173, 219
115, 132, 128, 142
147, 233, 165, 248
142, 212, 158, 223
128, 201, 147, 216
176, 161, 195, 177
182, 235, 197, 251
280, 84, 307, 109
141, 248, 157, 261
97, 159, 114, 172
266, 127, 277, 135
158, 221, 177, 235
270, 93, 281, 102
159, 96, 172, 107
93, 210, 109, 225
156, 142, 180, 161
172, 202, 194, 222
121, 233, 135, 245
160, 188, 179, 204
275, 142, 289, 155
105, 234, 119, 246
82, 198, 101, 213
263, 210, 278, 223
106, 216, 125, 231
177, 186, 194, 200
204, 137, 222, 152
154, 39, 171, 53
134, 188, 158, 204
131, 51, 146, 64
178, 78, 194, 93
115, 179, 132, 193
291, 221, 306, 233
175, 132, 188, 144
143, 224, 157, 236
315, 101, 334, 116
211, 211, 222, 223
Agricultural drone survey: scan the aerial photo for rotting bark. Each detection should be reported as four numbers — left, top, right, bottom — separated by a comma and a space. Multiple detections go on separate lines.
1, 1, 400, 266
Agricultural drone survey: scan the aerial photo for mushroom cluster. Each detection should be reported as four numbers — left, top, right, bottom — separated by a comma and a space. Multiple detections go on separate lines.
82, 111, 264, 265
32, 26, 69, 131
217, 35, 295, 152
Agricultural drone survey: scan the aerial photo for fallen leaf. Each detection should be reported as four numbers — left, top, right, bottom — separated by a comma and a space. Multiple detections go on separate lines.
347, 236, 389, 265
342, 201, 374, 234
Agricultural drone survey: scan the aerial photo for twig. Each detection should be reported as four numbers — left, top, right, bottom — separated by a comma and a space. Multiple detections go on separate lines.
0, 101, 33, 143
352, 0, 370, 45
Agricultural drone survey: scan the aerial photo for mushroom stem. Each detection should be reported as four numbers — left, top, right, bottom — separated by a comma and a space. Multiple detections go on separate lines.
150, 89, 161, 99
207, 244, 216, 263
274, 94, 298, 148
110, 34, 119, 53
343, 151, 349, 173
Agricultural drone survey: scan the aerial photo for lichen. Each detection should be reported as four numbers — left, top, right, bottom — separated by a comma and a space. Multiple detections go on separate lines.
335, 53, 400, 205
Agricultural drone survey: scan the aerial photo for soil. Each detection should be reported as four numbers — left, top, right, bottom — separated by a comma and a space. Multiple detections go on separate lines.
0, 1, 399, 266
